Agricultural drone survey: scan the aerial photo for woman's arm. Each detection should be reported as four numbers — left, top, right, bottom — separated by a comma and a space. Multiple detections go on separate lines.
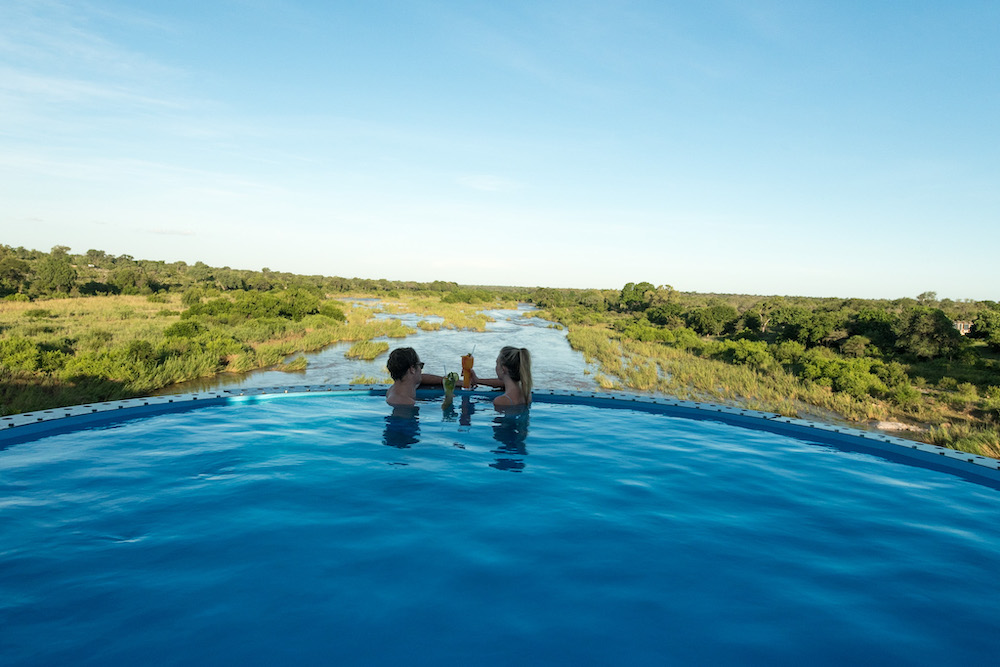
470, 369, 503, 389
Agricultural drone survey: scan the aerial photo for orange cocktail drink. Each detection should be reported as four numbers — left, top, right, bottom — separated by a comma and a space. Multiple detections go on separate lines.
461, 354, 474, 389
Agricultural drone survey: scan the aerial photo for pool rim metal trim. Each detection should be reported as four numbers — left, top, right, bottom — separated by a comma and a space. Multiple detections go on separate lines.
2, 384, 998, 485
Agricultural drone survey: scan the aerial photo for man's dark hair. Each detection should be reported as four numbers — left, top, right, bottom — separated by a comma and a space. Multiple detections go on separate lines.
387, 347, 419, 381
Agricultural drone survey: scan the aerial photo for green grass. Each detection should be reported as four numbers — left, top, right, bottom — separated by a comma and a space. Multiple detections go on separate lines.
0, 294, 416, 415
345, 340, 390, 360
378, 296, 511, 331
1, 291, 511, 415
280, 355, 308, 372
560, 323, 999, 459
350, 374, 389, 384
906, 344, 1000, 389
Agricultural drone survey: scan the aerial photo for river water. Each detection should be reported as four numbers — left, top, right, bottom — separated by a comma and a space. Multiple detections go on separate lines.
159, 303, 598, 394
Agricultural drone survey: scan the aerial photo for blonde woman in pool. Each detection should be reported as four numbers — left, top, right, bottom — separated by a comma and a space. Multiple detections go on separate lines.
473, 346, 532, 409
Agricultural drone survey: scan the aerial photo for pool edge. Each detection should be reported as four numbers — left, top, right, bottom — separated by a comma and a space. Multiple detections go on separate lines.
2, 385, 998, 483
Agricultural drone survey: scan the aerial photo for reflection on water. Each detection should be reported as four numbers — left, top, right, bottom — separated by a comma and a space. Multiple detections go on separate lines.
459, 394, 475, 427
441, 395, 458, 422
381, 395, 531, 472
157, 304, 597, 395
490, 406, 529, 473
383, 405, 420, 449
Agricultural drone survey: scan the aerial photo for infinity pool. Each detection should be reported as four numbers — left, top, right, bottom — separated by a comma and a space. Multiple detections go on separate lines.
2, 389, 999, 665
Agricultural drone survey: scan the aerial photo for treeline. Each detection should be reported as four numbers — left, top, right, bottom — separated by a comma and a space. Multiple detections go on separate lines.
538, 281, 1000, 388
0, 244, 495, 300
551, 282, 998, 351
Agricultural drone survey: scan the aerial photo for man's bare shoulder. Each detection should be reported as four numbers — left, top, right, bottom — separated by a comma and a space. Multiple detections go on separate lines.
385, 385, 415, 406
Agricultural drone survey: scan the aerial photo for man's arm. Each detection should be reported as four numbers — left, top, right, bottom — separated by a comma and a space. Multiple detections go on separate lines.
418, 374, 446, 387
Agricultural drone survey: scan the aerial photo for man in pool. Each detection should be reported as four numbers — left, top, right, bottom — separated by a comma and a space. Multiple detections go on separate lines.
385, 347, 452, 406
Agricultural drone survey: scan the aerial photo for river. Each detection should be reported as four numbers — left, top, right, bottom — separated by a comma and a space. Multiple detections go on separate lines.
157, 303, 599, 394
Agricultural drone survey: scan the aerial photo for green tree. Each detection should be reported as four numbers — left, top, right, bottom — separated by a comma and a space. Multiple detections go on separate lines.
618, 282, 655, 312
746, 298, 783, 333
970, 309, 1000, 352
646, 303, 684, 327
578, 290, 609, 312
687, 304, 738, 336
648, 284, 675, 307
33, 246, 78, 295
841, 335, 870, 358
110, 266, 149, 294
278, 288, 321, 321
848, 308, 896, 353
84, 248, 108, 267
713, 339, 776, 372
0, 256, 30, 296
894, 307, 962, 360
772, 305, 812, 343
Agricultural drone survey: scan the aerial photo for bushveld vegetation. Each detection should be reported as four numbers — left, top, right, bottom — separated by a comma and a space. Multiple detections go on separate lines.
2, 244, 999, 458
535, 282, 1000, 458
0, 243, 524, 416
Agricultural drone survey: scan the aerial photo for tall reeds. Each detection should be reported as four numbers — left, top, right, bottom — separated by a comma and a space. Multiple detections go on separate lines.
345, 341, 390, 360
561, 321, 998, 458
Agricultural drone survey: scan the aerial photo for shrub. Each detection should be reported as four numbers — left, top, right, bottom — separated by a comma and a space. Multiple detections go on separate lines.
0, 337, 41, 371
672, 327, 702, 351
841, 335, 870, 358
277, 288, 321, 321
946, 382, 980, 410
79, 330, 114, 351
441, 288, 494, 304
890, 383, 922, 410
125, 340, 156, 364
937, 377, 958, 391
319, 302, 346, 321
164, 321, 204, 338
771, 340, 807, 365
622, 320, 674, 343
800, 352, 889, 399
981, 387, 1000, 420
873, 360, 908, 388
713, 339, 776, 372
181, 288, 203, 307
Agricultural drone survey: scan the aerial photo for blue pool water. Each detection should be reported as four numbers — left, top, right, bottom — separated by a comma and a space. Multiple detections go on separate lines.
2, 391, 999, 665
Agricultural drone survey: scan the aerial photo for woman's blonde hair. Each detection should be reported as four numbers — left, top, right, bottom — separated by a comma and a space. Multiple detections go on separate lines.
498, 346, 532, 404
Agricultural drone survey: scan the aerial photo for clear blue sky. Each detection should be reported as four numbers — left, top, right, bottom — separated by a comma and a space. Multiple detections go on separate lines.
2, 1, 997, 300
